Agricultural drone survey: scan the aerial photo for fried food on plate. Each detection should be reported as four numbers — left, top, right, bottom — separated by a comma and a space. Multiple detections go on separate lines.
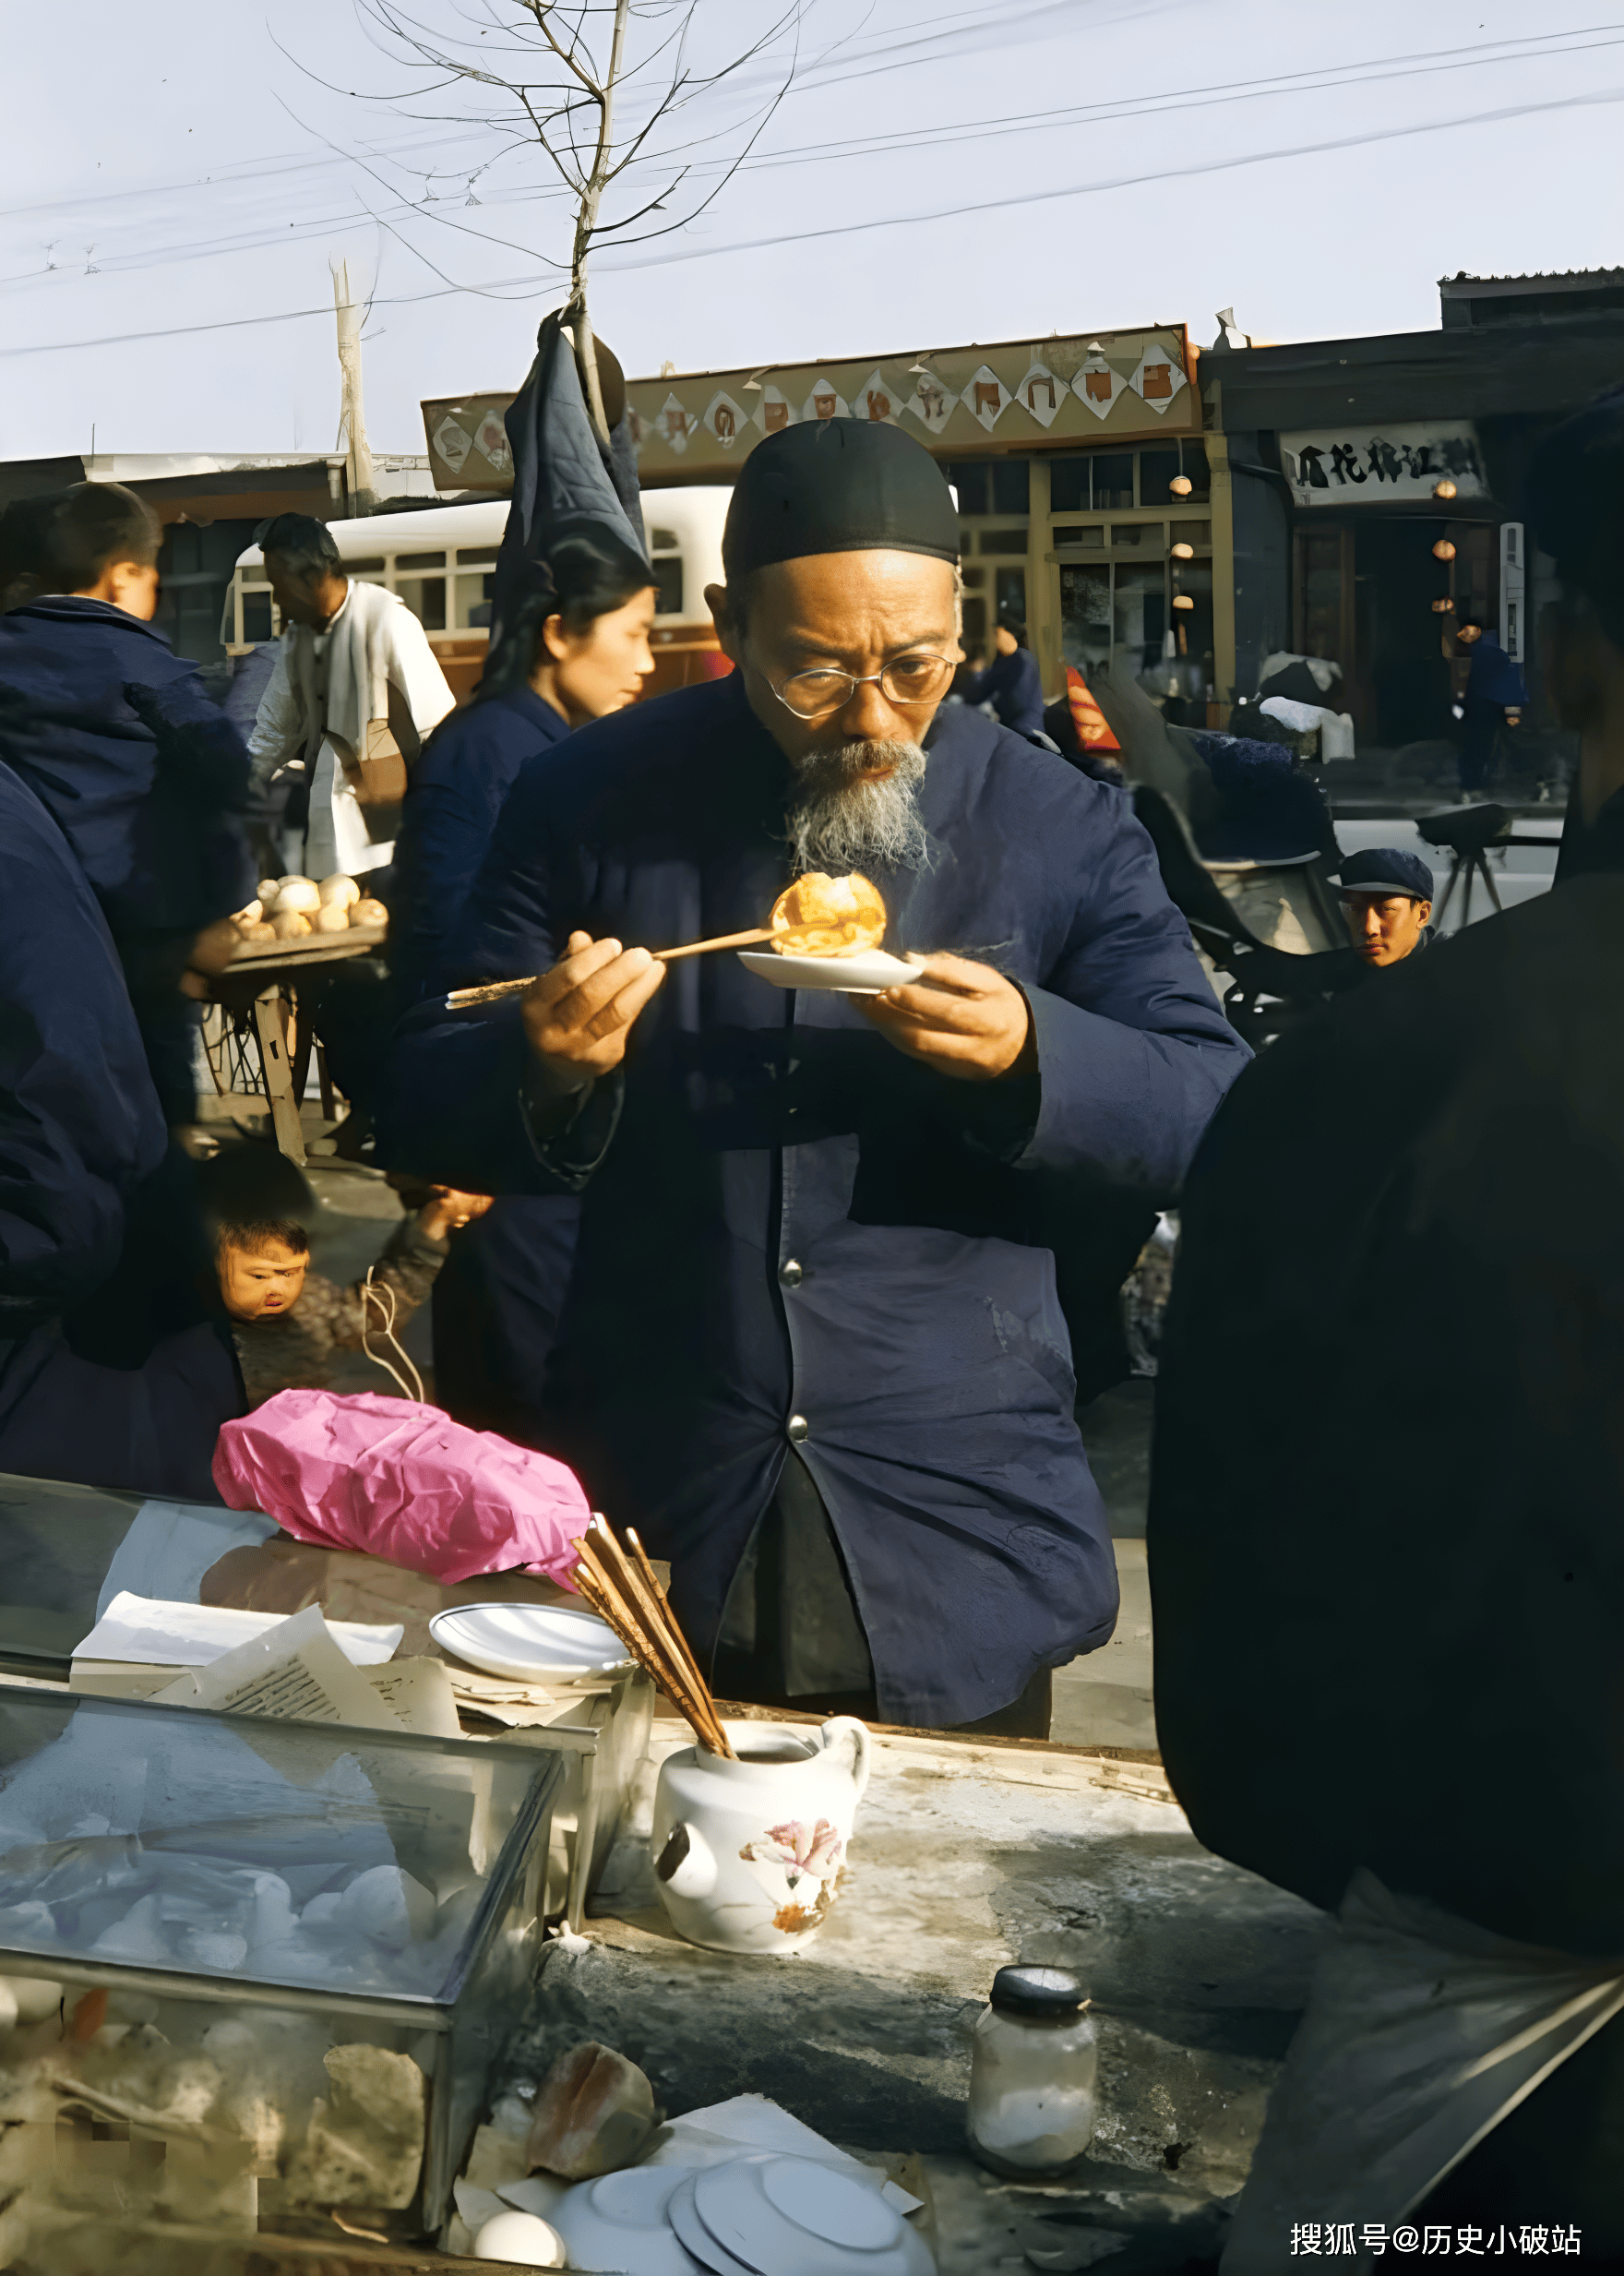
769, 871, 887, 958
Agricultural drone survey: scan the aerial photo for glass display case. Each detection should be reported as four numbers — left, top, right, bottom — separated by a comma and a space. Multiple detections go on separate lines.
0, 1684, 564, 2232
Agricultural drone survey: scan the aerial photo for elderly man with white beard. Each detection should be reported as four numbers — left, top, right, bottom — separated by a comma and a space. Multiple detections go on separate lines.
380, 420, 1248, 1733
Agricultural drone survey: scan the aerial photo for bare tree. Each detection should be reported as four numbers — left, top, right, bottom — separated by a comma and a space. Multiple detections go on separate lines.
300, 2, 807, 444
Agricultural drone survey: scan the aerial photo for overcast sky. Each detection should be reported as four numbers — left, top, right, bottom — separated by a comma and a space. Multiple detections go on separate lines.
4, 0, 1622, 459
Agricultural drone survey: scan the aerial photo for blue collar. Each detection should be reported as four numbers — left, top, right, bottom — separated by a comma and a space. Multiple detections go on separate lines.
495, 685, 572, 741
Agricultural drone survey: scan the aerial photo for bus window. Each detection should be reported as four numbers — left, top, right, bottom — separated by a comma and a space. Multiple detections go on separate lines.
243, 590, 274, 644
396, 550, 448, 630
452, 548, 498, 631
653, 557, 684, 617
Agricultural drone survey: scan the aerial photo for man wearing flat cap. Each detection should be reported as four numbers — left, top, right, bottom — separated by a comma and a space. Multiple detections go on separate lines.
1335, 848, 1435, 968
382, 419, 1248, 1732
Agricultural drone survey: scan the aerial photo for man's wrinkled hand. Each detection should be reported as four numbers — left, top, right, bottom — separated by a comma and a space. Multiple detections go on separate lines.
860, 952, 1034, 1082
521, 929, 666, 1094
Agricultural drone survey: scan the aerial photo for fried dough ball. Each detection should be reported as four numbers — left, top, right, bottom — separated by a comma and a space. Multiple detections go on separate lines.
769, 871, 887, 958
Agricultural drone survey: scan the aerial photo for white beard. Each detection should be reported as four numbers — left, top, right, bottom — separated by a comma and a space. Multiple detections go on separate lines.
785, 738, 930, 873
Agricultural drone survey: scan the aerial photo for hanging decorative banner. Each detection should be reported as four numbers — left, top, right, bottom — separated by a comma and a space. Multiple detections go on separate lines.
753, 386, 795, 436
432, 415, 473, 476
854, 369, 902, 425
961, 364, 1010, 433
472, 408, 513, 473
1066, 665, 1121, 753
702, 392, 748, 449
657, 392, 698, 454
1072, 353, 1125, 421
1126, 347, 1186, 414
903, 368, 955, 435
1014, 363, 1065, 428
802, 376, 852, 424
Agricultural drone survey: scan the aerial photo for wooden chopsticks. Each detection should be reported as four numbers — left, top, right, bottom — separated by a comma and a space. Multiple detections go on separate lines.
572, 1514, 734, 1758
446, 928, 776, 1010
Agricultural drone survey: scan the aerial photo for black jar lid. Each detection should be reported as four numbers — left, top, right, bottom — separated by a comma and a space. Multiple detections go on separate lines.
990, 1964, 1089, 2018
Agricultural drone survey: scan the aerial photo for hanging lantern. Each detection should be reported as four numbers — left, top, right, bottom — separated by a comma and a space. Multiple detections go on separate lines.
1431, 597, 1455, 614
1432, 538, 1456, 562
1170, 541, 1195, 560
1169, 474, 1193, 497
1172, 593, 1195, 611
1433, 478, 1458, 501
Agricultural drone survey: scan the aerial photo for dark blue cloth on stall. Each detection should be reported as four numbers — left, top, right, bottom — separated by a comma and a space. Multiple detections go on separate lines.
1188, 732, 1340, 862
392, 688, 570, 1007
380, 671, 1248, 1727
0, 760, 240, 1500
963, 647, 1045, 737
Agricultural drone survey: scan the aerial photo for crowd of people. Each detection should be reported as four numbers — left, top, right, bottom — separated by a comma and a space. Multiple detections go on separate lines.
4, 343, 1624, 2227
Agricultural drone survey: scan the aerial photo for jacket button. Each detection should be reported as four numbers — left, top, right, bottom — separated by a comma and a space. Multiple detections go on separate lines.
779, 1260, 803, 1288
786, 1415, 809, 1443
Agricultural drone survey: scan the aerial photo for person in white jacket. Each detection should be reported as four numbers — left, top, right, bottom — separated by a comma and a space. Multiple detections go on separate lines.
247, 513, 455, 880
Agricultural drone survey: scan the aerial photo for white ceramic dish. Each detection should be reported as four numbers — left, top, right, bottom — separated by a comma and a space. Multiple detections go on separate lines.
737, 948, 925, 996
427, 1602, 632, 1684
693, 2156, 932, 2276
667, 2173, 763, 2276
553, 2167, 709, 2276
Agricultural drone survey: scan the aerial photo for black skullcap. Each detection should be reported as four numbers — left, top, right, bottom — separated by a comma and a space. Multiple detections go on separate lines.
1528, 383, 1624, 649
722, 420, 960, 579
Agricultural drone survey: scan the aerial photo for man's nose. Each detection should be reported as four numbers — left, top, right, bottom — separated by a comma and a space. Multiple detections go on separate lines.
835, 675, 899, 744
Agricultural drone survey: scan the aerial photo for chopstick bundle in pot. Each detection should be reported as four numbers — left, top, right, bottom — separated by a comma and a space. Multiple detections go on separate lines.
573, 1515, 734, 1758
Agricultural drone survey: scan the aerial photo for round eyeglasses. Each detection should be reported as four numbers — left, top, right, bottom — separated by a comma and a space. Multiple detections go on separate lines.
768, 653, 957, 722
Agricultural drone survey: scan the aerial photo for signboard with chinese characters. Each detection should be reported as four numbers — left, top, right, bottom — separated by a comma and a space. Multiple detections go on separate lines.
422, 328, 1197, 490
1280, 422, 1487, 508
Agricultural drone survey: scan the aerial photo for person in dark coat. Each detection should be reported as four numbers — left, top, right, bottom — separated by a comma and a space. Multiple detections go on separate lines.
0, 483, 255, 1123
962, 610, 1045, 736
381, 419, 1248, 1733
389, 322, 658, 1440
1532, 385, 1624, 885
1148, 873, 1624, 2233
0, 759, 241, 1501
1455, 617, 1525, 795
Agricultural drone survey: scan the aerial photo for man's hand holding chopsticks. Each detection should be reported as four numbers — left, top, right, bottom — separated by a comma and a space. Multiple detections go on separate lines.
521, 929, 668, 1094
860, 952, 1035, 1082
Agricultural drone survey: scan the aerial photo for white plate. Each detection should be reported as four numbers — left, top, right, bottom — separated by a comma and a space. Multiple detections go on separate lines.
427, 1602, 632, 1684
552, 2168, 708, 2276
667, 2174, 763, 2276
737, 949, 925, 996
692, 2158, 930, 2276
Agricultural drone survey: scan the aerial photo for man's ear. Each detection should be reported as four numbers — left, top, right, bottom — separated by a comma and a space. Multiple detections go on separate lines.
705, 581, 744, 666
1416, 901, 1433, 926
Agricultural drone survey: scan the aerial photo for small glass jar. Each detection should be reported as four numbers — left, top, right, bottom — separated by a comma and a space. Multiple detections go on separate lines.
966, 1963, 1097, 2178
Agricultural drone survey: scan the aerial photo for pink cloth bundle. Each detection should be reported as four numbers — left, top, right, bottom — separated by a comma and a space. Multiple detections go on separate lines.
213, 1389, 591, 1587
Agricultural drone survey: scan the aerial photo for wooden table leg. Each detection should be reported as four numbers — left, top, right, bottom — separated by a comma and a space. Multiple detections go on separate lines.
316, 1044, 335, 1121
252, 983, 307, 1165
288, 994, 316, 1115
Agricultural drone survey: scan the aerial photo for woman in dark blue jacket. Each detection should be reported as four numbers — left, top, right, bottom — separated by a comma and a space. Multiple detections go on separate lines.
390, 535, 657, 1435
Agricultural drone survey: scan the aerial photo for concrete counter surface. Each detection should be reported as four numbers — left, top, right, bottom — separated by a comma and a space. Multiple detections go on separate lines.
501, 1721, 1328, 2267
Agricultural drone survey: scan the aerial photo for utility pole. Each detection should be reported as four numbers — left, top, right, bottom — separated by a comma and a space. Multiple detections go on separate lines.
333, 260, 376, 517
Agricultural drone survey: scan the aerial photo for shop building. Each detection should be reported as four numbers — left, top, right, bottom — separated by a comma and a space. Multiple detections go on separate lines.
424, 328, 1218, 708
1205, 271, 1624, 752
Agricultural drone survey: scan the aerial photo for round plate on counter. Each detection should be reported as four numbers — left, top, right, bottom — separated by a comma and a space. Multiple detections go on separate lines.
427, 1602, 631, 1683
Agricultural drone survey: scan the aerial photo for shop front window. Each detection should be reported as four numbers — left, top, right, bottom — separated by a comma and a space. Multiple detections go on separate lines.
1114, 564, 1166, 670
1060, 566, 1112, 672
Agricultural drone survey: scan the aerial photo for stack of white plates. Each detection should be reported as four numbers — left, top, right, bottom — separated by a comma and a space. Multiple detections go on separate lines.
427, 1602, 633, 1685
551, 2155, 933, 2275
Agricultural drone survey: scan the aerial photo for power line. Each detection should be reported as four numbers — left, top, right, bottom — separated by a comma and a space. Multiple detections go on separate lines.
7, 77, 1622, 360
6, 20, 1622, 299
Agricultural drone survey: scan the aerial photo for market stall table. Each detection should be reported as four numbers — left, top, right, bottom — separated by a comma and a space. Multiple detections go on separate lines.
201, 928, 388, 1166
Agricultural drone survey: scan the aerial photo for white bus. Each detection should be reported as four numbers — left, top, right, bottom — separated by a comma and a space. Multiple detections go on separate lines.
226, 486, 733, 703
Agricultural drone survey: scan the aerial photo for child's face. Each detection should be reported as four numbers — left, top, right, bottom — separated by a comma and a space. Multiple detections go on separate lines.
219, 1240, 309, 1323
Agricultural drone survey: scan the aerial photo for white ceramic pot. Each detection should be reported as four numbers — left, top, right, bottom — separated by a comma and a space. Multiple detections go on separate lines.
651, 1718, 872, 1954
